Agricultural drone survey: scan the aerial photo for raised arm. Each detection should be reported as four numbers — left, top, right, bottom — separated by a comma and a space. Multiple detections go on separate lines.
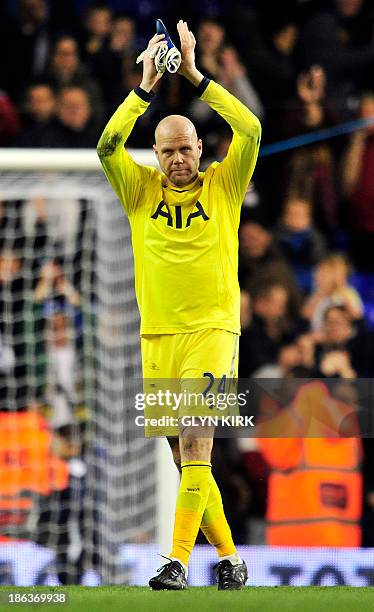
97, 33, 165, 215
200, 80, 261, 202
177, 20, 261, 205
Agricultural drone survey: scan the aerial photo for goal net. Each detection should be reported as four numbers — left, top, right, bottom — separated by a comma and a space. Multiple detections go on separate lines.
0, 149, 176, 586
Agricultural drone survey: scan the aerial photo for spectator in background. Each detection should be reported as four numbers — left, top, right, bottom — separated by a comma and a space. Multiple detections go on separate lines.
314, 304, 372, 377
250, 15, 299, 142
336, 0, 374, 50
92, 16, 140, 113
0, 90, 21, 146
276, 197, 326, 293
239, 214, 295, 288
0, 198, 47, 277
219, 47, 264, 120
21, 82, 56, 130
80, 3, 112, 60
45, 307, 80, 429
23, 197, 82, 264
189, 19, 263, 137
239, 280, 308, 377
42, 35, 103, 117
341, 92, 374, 271
300, 0, 374, 116
37, 421, 85, 584
16, 86, 101, 147
34, 260, 80, 308
249, 14, 299, 212
282, 66, 339, 236
303, 253, 363, 330
110, 14, 136, 55
0, 248, 22, 284
196, 18, 225, 79
252, 333, 317, 379
4, 0, 51, 102
32, 260, 81, 402
238, 215, 283, 287
195, 18, 264, 118
238, 209, 304, 340
318, 349, 358, 379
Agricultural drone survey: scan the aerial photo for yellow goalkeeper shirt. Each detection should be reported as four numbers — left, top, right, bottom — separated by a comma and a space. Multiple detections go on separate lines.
97, 79, 261, 336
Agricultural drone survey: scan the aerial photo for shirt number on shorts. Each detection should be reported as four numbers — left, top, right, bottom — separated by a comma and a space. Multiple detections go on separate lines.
202, 372, 227, 396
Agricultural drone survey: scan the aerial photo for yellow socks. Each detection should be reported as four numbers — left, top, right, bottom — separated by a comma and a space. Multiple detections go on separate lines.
170, 461, 212, 567
200, 473, 237, 558
170, 462, 237, 568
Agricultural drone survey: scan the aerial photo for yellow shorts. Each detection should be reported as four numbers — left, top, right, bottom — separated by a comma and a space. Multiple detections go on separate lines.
141, 329, 239, 437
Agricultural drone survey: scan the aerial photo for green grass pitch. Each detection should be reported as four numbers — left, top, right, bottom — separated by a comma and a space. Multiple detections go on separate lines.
1, 586, 374, 612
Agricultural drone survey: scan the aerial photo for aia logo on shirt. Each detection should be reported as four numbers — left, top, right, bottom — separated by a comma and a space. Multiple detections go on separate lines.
151, 200, 209, 228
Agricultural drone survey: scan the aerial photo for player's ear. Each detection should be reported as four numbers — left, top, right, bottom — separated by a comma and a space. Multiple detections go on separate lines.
197, 138, 203, 159
153, 143, 159, 160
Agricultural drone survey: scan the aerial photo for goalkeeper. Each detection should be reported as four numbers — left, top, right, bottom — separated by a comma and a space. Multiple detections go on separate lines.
97, 20, 261, 590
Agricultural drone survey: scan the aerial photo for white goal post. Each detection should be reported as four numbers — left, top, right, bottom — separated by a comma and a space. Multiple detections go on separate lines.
0, 148, 178, 585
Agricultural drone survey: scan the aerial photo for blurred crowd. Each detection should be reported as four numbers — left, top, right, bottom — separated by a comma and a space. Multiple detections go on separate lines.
0, 0, 374, 576
0, 195, 89, 582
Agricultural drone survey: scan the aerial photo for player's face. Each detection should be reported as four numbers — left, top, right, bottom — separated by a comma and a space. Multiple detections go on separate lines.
154, 129, 202, 187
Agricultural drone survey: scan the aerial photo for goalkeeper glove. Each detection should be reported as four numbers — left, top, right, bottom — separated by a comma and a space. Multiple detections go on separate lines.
136, 19, 182, 74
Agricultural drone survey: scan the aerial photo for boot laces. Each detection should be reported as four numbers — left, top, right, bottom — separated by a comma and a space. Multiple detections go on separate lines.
156, 554, 182, 578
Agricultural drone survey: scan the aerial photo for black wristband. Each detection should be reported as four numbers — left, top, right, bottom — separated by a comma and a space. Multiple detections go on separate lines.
196, 76, 210, 97
134, 86, 154, 102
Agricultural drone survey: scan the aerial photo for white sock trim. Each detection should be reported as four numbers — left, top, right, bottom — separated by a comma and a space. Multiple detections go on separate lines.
219, 553, 242, 566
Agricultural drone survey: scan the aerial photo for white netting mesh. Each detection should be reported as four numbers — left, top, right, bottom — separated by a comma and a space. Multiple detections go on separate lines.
0, 154, 157, 585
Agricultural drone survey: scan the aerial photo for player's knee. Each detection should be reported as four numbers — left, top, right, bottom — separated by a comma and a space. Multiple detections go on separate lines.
179, 430, 213, 462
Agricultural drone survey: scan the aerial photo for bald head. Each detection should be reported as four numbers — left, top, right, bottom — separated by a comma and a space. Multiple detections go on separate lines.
155, 114, 197, 144
153, 114, 202, 187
